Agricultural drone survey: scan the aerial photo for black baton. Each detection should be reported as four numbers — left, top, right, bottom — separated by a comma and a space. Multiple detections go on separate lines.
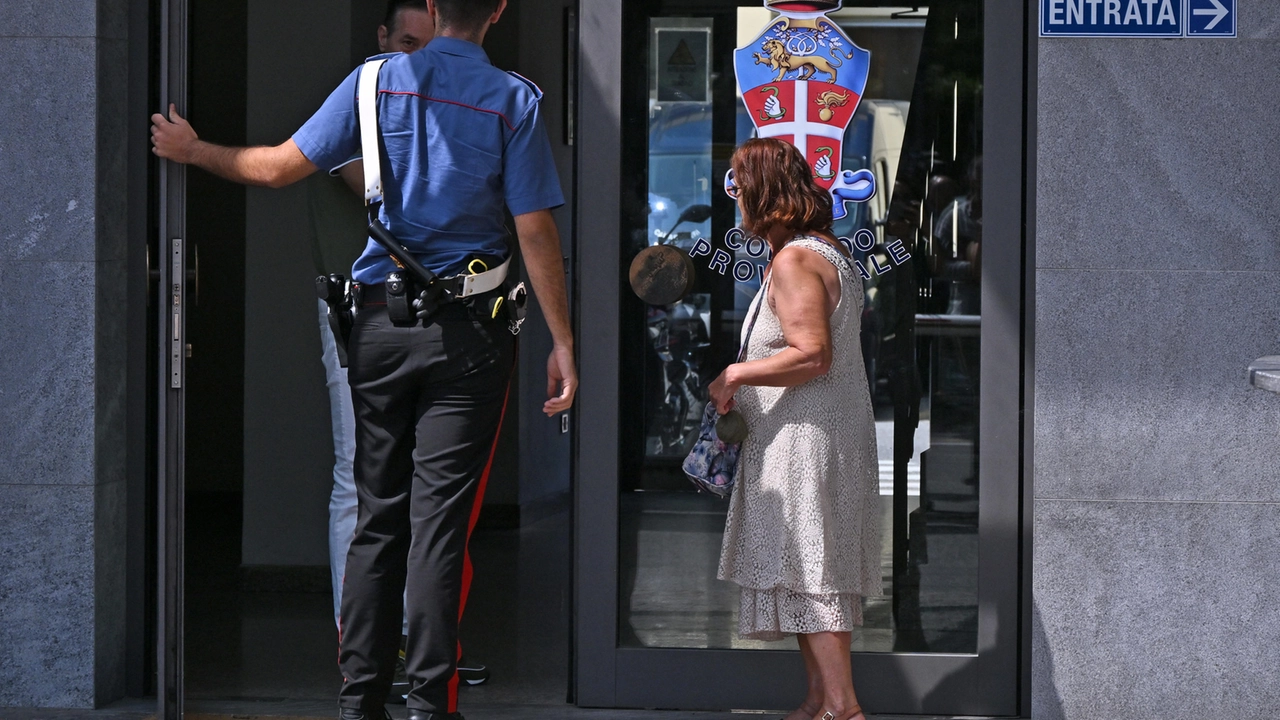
367, 205, 438, 288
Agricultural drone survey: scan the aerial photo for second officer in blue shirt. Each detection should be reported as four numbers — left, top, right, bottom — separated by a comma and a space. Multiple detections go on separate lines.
150, 1, 577, 718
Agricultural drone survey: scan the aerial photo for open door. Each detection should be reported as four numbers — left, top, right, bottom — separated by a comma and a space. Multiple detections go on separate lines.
156, 0, 189, 716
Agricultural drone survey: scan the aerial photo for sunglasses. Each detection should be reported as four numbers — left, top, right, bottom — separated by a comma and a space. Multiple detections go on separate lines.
723, 168, 740, 199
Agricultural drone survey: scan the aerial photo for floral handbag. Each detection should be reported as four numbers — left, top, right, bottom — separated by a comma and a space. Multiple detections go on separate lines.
682, 276, 770, 498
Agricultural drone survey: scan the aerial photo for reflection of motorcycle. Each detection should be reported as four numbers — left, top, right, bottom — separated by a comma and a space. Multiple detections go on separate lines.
647, 299, 710, 455
639, 201, 716, 455
650, 201, 713, 248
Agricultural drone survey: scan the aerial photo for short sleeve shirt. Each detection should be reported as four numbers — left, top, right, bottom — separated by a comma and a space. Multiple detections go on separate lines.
292, 38, 565, 284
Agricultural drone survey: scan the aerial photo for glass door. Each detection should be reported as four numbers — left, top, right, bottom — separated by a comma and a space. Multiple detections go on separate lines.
157, 0, 189, 716
576, 0, 1027, 715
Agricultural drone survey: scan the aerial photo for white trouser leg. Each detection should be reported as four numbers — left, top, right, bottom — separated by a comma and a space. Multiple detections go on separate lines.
320, 299, 410, 635
321, 300, 358, 630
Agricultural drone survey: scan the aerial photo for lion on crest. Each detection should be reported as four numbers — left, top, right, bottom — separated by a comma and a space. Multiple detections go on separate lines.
752, 38, 848, 84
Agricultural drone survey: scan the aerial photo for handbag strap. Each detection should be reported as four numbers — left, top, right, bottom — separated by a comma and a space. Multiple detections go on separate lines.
736, 275, 770, 364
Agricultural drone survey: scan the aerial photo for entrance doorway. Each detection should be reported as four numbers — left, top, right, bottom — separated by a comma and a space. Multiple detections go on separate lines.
149, 0, 579, 716
575, 1, 1030, 716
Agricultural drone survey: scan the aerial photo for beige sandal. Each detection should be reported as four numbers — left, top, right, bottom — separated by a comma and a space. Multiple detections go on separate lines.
819, 707, 863, 720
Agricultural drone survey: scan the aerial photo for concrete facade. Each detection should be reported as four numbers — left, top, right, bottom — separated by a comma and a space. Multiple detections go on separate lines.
1032, 2, 1280, 717
0, 0, 131, 708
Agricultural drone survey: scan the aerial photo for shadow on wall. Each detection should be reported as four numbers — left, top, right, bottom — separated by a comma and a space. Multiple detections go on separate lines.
902, 556, 1056, 718
1031, 602, 1066, 720
906, 599, 1019, 717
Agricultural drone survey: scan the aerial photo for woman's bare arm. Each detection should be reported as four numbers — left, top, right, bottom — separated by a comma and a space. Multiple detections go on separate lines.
708, 246, 841, 412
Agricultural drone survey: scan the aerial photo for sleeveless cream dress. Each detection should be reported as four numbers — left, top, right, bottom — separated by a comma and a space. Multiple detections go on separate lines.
717, 236, 882, 641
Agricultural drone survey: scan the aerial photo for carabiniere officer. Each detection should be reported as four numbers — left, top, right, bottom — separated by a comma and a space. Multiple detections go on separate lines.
149, 1, 577, 719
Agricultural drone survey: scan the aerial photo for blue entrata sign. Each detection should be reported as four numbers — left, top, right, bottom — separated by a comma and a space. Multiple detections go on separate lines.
1042, 0, 1183, 37
1041, 0, 1235, 37
1186, 0, 1235, 36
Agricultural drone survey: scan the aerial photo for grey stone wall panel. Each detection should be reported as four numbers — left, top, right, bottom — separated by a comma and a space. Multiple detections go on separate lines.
1038, 36, 1280, 273
1238, 1, 1280, 40
0, 37, 99, 263
1033, 498, 1280, 720
0, 0, 124, 39
0, 261, 97, 486
0, 0, 128, 709
1034, 268, 1280, 502
0, 484, 96, 707
0, 1, 98, 38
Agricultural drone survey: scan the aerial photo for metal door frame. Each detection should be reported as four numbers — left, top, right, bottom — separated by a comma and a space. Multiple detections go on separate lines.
157, 0, 189, 716
573, 1, 1034, 715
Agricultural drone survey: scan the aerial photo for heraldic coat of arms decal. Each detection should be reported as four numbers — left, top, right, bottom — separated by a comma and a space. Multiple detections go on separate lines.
735, 0, 876, 220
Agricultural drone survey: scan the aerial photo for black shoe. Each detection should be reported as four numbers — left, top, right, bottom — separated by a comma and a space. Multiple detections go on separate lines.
407, 713, 464, 720
339, 709, 392, 720
456, 656, 490, 686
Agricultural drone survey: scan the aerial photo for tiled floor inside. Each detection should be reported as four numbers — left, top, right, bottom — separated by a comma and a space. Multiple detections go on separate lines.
181, 503, 581, 715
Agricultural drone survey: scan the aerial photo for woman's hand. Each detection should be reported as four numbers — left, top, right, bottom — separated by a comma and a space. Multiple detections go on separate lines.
708, 367, 739, 415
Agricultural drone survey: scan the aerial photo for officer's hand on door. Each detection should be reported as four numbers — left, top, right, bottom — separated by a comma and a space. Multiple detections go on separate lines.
149, 103, 318, 188
150, 104, 199, 164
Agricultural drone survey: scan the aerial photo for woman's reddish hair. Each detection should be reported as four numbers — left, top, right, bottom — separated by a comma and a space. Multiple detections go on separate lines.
732, 138, 833, 237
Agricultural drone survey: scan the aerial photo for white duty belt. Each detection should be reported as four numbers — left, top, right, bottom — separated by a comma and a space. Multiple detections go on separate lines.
357, 58, 509, 299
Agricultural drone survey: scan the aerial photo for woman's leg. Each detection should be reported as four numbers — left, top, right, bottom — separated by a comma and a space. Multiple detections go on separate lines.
806, 631, 864, 720
783, 634, 825, 720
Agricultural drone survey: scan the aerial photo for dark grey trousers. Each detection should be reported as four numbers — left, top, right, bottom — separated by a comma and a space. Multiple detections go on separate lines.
337, 301, 514, 715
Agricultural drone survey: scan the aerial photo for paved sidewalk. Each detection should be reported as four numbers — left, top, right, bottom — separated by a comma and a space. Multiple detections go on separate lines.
0, 705, 756, 720
0, 699, 978, 720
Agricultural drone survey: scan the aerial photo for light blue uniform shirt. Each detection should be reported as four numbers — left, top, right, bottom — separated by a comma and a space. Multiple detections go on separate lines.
292, 37, 565, 284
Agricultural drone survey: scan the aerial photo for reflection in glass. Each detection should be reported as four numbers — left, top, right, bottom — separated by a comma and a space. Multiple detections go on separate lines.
643, 18, 716, 460
619, 2, 982, 654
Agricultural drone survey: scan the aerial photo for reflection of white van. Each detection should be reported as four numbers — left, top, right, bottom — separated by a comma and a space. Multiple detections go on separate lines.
859, 99, 909, 246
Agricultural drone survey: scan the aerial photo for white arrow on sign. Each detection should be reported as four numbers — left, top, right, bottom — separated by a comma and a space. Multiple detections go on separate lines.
1193, 0, 1229, 30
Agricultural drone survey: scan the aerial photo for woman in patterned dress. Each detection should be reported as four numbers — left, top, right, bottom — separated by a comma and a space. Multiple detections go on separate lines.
709, 138, 881, 720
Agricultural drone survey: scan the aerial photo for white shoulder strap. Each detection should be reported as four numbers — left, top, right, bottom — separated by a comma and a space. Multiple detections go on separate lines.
357, 58, 388, 204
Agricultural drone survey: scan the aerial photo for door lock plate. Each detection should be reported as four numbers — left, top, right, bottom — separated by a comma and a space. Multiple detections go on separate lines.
170, 238, 183, 389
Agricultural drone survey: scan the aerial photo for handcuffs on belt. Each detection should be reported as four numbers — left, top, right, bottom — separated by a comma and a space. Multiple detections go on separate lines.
382, 256, 527, 334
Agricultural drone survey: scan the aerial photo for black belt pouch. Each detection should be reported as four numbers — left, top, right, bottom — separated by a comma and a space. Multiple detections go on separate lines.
385, 271, 418, 327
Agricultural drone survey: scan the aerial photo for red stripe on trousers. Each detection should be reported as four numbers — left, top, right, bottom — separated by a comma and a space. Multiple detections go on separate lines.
447, 377, 513, 713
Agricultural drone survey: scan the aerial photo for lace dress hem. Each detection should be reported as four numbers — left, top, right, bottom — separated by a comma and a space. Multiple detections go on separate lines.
738, 586, 864, 641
